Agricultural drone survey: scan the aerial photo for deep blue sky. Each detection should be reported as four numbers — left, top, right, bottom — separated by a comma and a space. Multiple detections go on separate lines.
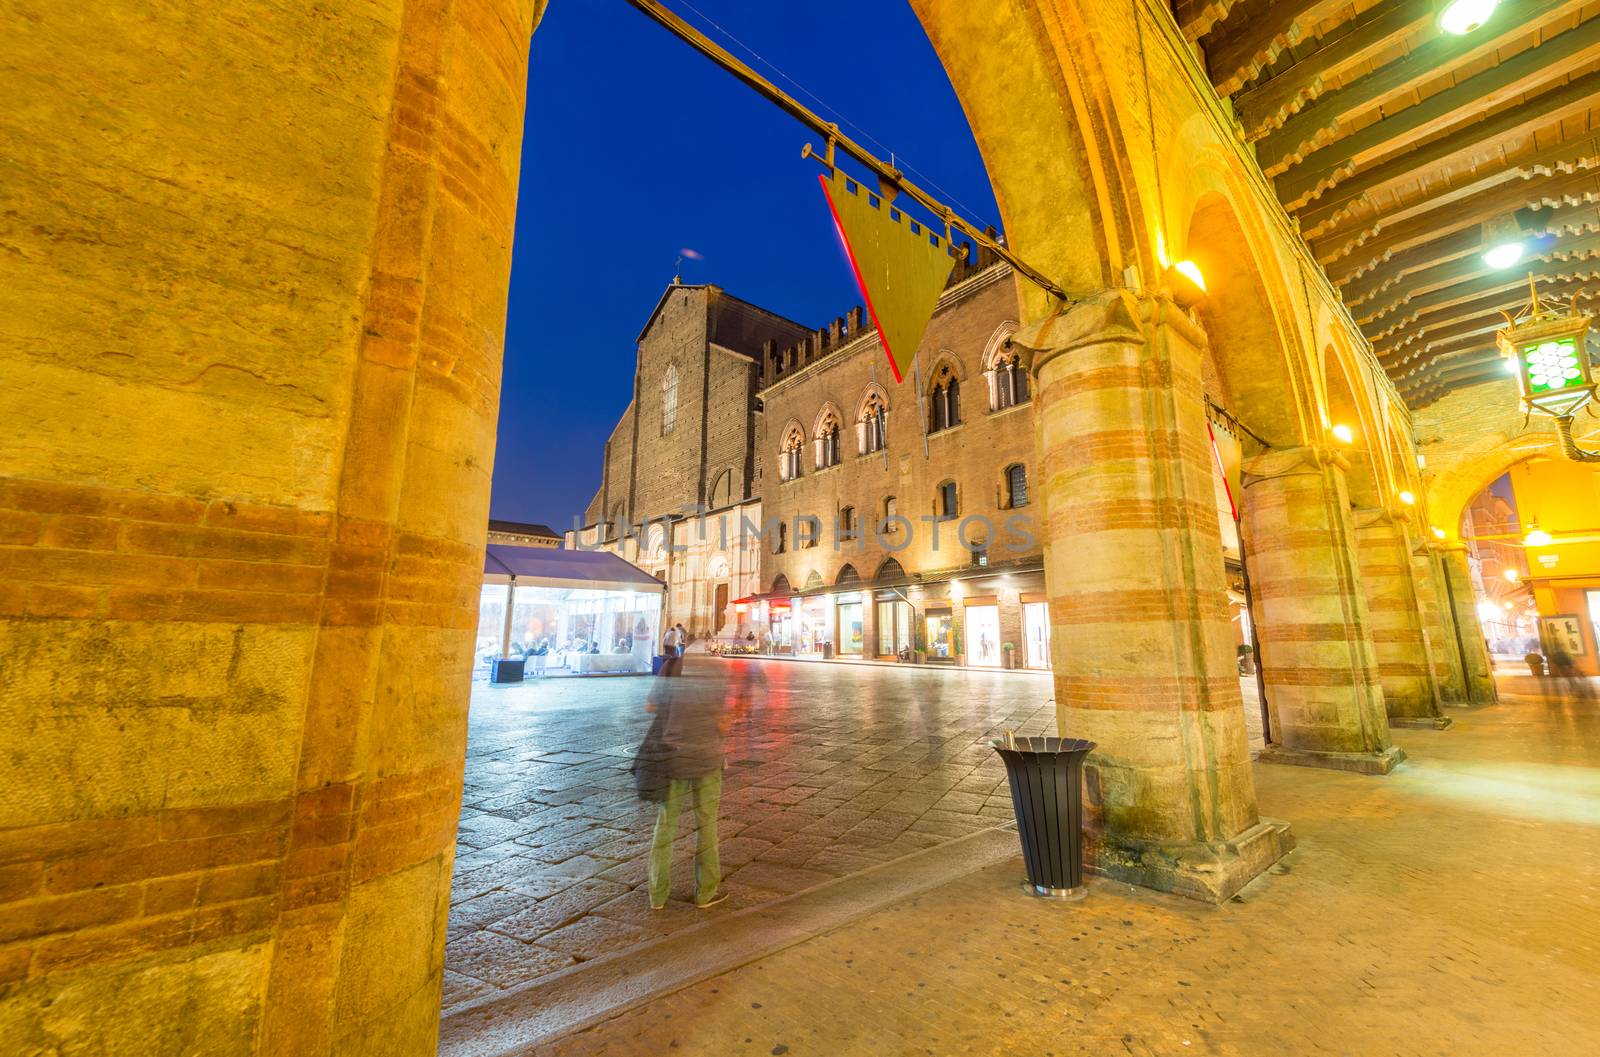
490, 0, 998, 529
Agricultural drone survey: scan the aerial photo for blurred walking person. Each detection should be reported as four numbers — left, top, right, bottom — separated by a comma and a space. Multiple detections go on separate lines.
642, 658, 731, 909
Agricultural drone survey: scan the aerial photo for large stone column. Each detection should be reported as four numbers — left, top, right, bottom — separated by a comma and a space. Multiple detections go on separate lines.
1016, 290, 1291, 904
0, 3, 541, 1055
1438, 545, 1499, 704
1242, 449, 1402, 773
1411, 542, 1469, 702
1351, 509, 1450, 727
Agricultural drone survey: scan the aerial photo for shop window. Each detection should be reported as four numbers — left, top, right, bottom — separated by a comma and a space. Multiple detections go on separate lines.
929, 364, 961, 432
1006, 463, 1029, 508
661, 365, 678, 435
937, 480, 958, 518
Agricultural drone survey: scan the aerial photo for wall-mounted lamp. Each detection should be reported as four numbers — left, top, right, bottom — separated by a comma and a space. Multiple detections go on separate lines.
1331, 423, 1355, 445
1524, 525, 1554, 547
1431, 526, 1447, 540
1439, 0, 1498, 35
1397, 490, 1416, 506
1165, 260, 1207, 308
1503, 567, 1520, 583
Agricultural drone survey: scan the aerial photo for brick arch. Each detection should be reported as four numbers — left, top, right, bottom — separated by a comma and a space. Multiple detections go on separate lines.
812, 401, 845, 436
777, 418, 807, 452
981, 320, 1021, 371
854, 380, 890, 418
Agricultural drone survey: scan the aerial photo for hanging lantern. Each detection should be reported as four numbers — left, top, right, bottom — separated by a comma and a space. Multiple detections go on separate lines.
1496, 277, 1595, 418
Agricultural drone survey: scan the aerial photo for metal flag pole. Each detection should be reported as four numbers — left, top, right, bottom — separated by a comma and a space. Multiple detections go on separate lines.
913, 350, 930, 460
622, 0, 1071, 303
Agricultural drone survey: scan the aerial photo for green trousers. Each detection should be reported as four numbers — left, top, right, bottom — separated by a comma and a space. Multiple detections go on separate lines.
648, 772, 722, 906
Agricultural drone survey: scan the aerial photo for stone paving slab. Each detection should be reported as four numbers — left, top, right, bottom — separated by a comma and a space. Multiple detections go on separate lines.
444, 659, 1056, 998
511, 682, 1600, 1057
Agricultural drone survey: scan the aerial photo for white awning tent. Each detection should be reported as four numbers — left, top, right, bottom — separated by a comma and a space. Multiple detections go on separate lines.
476, 544, 664, 677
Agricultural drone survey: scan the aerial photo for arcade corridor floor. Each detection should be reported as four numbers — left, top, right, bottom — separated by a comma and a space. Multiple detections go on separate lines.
444, 670, 1600, 1057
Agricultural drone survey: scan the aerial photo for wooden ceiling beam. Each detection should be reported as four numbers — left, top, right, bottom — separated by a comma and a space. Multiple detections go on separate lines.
1301, 126, 1600, 242
1204, 0, 1349, 97
1370, 284, 1600, 361
1296, 75, 1600, 243
1234, 0, 1435, 138
1278, 16, 1600, 208
1359, 262, 1597, 334
1256, 0, 1589, 175
1175, 0, 1247, 44
1327, 228, 1482, 289
1348, 230, 1600, 315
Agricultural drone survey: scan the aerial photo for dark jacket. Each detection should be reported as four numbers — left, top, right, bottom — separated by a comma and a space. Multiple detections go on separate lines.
652, 673, 726, 779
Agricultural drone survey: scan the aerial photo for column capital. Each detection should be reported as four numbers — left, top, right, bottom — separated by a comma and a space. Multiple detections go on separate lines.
1241, 444, 1348, 483
1012, 288, 1206, 375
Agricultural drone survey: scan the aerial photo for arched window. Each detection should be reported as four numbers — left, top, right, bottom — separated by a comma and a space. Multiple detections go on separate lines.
883, 495, 897, 518
992, 348, 1030, 410
835, 563, 861, 586
816, 410, 842, 469
937, 480, 958, 518
661, 365, 679, 435
930, 364, 960, 432
1005, 463, 1029, 508
780, 426, 805, 481
839, 505, 856, 538
709, 468, 733, 508
860, 392, 887, 454
772, 573, 792, 595
804, 570, 824, 590
874, 556, 905, 582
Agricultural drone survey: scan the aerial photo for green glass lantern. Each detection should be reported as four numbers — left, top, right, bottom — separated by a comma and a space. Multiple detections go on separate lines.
1497, 279, 1595, 418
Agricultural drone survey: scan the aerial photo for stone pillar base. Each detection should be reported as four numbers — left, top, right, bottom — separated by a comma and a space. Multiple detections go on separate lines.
1257, 744, 1406, 775
1389, 715, 1454, 731
1087, 818, 1295, 904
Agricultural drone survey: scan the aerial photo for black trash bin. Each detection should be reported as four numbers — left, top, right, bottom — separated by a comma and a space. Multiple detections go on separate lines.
491, 657, 526, 684
991, 736, 1096, 899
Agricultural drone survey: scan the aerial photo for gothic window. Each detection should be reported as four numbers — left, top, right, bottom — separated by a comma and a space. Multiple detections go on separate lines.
780, 426, 805, 481
860, 392, 887, 454
709, 468, 733, 509
816, 411, 842, 469
661, 365, 679, 435
929, 364, 961, 432
1006, 463, 1029, 508
993, 349, 1030, 410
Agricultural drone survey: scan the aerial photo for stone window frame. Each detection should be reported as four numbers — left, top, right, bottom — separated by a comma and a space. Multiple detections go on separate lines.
1003, 462, 1029, 509
778, 421, 807, 482
926, 354, 964, 433
661, 363, 679, 435
813, 403, 845, 470
856, 384, 889, 455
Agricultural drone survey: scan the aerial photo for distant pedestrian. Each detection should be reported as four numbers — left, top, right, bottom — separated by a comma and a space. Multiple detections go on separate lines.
662, 624, 680, 659
674, 623, 688, 657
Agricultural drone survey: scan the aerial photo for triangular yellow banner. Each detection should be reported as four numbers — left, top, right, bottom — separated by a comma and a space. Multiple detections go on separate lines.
819, 170, 956, 383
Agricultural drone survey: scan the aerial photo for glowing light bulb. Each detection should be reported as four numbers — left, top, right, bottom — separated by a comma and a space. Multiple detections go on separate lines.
1525, 528, 1554, 547
1440, 0, 1498, 35
1504, 568, 1520, 582
1481, 240, 1524, 269
1398, 490, 1416, 506
1431, 526, 1447, 540
1331, 424, 1355, 445
1503, 601, 1514, 610
1173, 259, 1205, 292
1477, 601, 1501, 622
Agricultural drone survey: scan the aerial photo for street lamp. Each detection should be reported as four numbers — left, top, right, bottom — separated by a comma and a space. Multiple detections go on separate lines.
1497, 278, 1600, 460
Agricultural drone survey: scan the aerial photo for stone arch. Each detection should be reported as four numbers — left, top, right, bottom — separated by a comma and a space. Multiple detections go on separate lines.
981, 321, 1022, 371
923, 348, 967, 383
854, 381, 889, 419
708, 466, 735, 509
875, 556, 906, 581
812, 401, 845, 438
836, 563, 861, 586
1181, 191, 1310, 449
803, 569, 825, 590
772, 573, 792, 596
1322, 339, 1385, 509
777, 418, 807, 452
709, 555, 730, 579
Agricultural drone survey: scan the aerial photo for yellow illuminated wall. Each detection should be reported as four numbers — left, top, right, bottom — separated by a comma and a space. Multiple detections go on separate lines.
1510, 459, 1600, 674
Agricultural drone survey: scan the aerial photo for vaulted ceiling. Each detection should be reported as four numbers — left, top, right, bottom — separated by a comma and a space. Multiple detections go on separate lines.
1178, 0, 1600, 408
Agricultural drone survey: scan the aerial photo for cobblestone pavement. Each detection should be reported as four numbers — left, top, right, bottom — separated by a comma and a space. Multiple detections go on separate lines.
530, 677, 1600, 1056
444, 657, 1056, 1005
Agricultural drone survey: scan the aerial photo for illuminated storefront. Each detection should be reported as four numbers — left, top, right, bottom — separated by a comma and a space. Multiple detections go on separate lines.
835, 591, 865, 655
476, 544, 664, 677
